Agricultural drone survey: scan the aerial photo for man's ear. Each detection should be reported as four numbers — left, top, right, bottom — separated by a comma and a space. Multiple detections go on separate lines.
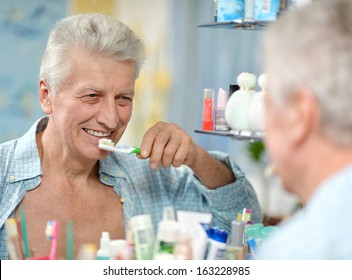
38, 79, 52, 114
287, 88, 319, 147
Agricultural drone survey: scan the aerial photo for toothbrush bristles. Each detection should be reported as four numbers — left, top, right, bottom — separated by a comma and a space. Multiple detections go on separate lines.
99, 138, 115, 147
45, 221, 53, 240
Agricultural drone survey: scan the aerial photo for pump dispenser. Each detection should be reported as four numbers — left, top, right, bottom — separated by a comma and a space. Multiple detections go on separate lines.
225, 72, 257, 131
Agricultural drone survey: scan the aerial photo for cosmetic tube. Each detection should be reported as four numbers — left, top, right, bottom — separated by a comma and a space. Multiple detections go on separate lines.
202, 88, 215, 131
129, 214, 155, 260
215, 88, 230, 131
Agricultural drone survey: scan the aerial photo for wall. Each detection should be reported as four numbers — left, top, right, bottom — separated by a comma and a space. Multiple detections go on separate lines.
0, 0, 298, 218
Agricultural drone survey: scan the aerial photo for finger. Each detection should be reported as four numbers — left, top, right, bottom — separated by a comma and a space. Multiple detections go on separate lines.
161, 132, 182, 168
172, 135, 194, 167
149, 127, 172, 169
140, 121, 167, 158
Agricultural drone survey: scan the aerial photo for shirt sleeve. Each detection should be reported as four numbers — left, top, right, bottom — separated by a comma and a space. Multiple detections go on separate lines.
160, 151, 263, 233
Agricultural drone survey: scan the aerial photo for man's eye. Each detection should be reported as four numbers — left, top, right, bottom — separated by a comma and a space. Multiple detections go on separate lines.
87, 93, 98, 98
117, 96, 133, 105
121, 96, 132, 101
81, 93, 100, 103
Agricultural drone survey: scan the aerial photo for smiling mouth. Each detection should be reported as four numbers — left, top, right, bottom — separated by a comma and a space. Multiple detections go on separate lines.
83, 128, 112, 138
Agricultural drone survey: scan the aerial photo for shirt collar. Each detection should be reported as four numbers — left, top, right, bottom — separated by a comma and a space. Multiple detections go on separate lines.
9, 118, 44, 183
99, 153, 129, 178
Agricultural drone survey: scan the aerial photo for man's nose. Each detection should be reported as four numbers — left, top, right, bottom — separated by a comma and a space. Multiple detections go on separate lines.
96, 99, 119, 130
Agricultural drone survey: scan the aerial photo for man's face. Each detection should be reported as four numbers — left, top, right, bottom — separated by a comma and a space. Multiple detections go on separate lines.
264, 93, 295, 192
44, 49, 136, 161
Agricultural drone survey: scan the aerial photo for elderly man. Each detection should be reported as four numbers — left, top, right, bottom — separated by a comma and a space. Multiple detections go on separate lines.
257, 0, 352, 259
0, 13, 261, 259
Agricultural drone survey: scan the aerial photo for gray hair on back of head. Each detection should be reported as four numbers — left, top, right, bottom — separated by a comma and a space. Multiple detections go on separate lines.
39, 13, 145, 92
263, 0, 352, 146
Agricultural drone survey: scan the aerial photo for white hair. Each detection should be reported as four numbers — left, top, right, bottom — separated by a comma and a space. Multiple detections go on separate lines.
39, 13, 145, 91
263, 0, 352, 145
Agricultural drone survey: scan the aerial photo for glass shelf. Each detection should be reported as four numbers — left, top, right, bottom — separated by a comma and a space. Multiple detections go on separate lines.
197, 20, 271, 31
194, 129, 264, 142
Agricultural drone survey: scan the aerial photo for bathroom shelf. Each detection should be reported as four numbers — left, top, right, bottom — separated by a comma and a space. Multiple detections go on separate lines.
197, 20, 270, 31
194, 129, 264, 142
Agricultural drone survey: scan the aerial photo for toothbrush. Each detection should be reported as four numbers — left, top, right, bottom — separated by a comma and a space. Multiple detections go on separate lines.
19, 205, 30, 259
66, 220, 74, 260
98, 138, 141, 154
45, 220, 59, 260
5, 218, 23, 260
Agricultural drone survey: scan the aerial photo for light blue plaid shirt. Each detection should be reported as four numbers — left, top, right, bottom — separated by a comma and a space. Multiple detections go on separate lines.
257, 166, 352, 259
0, 117, 262, 259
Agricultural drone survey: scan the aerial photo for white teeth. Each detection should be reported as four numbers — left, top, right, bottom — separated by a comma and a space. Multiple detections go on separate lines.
85, 129, 111, 137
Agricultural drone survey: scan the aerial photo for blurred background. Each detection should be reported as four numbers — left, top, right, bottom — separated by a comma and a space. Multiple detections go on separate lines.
0, 0, 299, 222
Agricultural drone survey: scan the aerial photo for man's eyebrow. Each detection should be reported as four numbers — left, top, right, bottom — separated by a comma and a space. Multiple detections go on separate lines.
86, 86, 105, 93
120, 90, 135, 94
84, 87, 135, 95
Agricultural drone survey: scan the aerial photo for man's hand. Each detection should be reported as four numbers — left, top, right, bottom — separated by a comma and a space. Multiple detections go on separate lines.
138, 121, 235, 189
138, 121, 198, 170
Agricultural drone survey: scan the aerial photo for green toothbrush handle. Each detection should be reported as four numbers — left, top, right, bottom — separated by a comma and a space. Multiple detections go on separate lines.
131, 146, 141, 154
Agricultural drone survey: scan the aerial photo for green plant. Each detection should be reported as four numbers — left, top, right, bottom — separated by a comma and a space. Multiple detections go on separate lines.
247, 141, 265, 162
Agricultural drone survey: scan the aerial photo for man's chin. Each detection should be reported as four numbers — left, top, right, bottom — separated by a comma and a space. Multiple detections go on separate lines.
96, 151, 111, 161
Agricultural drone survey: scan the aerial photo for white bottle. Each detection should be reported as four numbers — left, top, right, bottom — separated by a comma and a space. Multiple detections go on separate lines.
109, 239, 127, 260
206, 229, 228, 260
249, 73, 267, 131
96, 231, 111, 260
225, 72, 257, 131
154, 219, 180, 260
173, 232, 193, 260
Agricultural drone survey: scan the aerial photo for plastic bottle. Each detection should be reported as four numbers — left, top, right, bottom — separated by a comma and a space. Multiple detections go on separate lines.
129, 214, 155, 260
109, 239, 127, 260
245, 223, 264, 259
206, 229, 228, 260
261, 225, 279, 244
224, 220, 247, 260
173, 232, 193, 260
154, 219, 180, 260
249, 73, 267, 131
225, 72, 257, 131
245, 223, 264, 245
202, 88, 215, 131
176, 210, 210, 260
215, 88, 230, 131
96, 231, 111, 260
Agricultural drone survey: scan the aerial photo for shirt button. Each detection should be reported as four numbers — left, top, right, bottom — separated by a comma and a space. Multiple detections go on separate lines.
9, 175, 16, 181
120, 197, 126, 204
103, 175, 109, 181
118, 172, 125, 177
